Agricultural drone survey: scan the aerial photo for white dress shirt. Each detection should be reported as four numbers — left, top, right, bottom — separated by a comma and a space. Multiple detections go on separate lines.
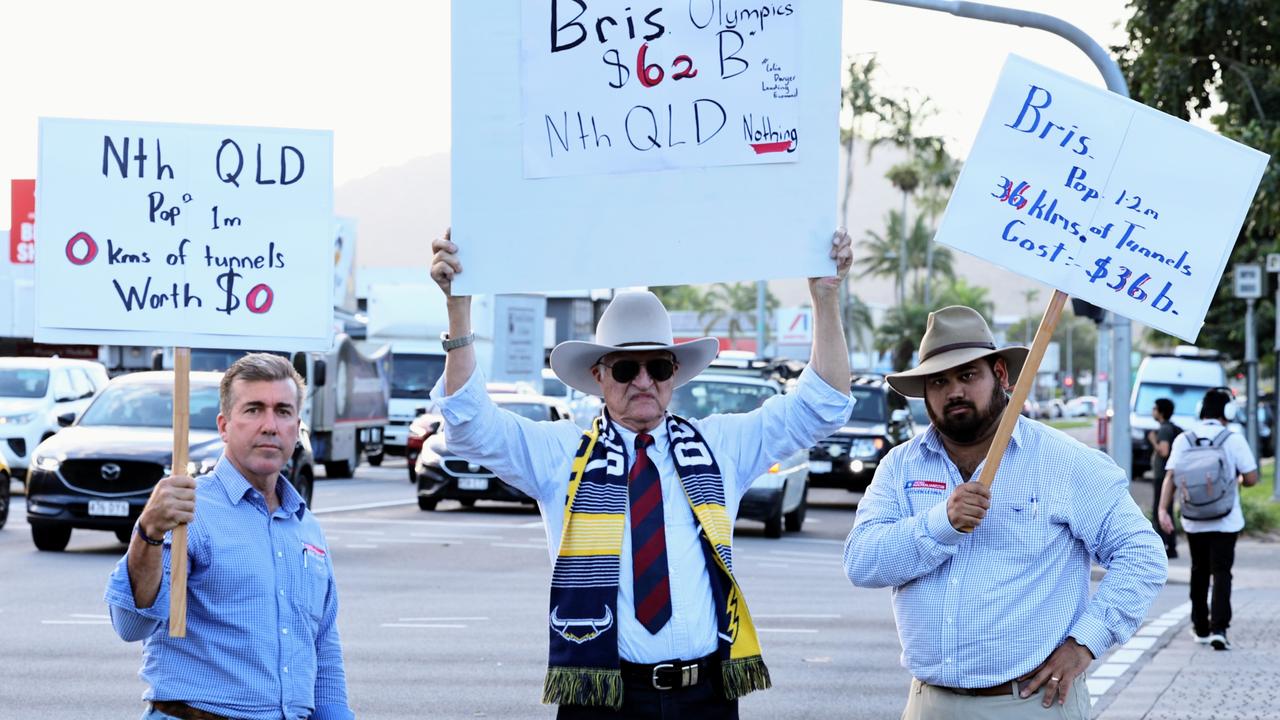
431, 366, 853, 663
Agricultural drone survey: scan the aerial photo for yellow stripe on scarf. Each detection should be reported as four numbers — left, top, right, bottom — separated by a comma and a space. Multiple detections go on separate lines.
559, 514, 626, 556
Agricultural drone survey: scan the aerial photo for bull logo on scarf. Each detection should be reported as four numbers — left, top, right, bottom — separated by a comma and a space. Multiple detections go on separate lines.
550, 606, 614, 644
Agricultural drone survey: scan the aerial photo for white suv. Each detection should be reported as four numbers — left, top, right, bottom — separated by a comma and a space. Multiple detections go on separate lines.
0, 358, 109, 476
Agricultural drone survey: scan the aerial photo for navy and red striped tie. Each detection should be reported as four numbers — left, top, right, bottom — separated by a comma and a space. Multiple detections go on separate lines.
629, 433, 672, 634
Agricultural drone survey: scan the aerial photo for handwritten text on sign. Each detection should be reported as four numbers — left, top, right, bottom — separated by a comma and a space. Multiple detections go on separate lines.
36, 118, 334, 350
522, 0, 803, 178
933, 56, 1269, 342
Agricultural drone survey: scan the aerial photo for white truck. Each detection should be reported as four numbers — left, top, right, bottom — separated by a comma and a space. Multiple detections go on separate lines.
365, 284, 546, 456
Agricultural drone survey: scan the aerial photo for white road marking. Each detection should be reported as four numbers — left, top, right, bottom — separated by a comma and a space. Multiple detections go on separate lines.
319, 517, 541, 530
411, 532, 506, 541
381, 623, 467, 629
1087, 603, 1191, 707
767, 550, 836, 559
398, 616, 490, 622
491, 543, 549, 550
313, 500, 417, 514
757, 628, 818, 634
42, 620, 111, 625
70, 613, 109, 619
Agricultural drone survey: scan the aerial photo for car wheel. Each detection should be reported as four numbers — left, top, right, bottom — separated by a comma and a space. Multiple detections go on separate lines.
0, 470, 9, 530
763, 512, 783, 539
293, 470, 314, 507
408, 462, 418, 484
417, 497, 438, 511
115, 527, 132, 544
459, 498, 476, 508
784, 486, 808, 533
32, 524, 72, 552
367, 451, 384, 467
324, 460, 353, 479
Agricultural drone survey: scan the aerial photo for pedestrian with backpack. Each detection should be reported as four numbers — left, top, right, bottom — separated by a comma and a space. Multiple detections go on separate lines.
1148, 398, 1182, 558
1158, 387, 1259, 651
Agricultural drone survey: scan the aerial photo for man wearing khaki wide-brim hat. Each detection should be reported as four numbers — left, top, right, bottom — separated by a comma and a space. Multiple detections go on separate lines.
426, 228, 856, 719
843, 305, 1166, 720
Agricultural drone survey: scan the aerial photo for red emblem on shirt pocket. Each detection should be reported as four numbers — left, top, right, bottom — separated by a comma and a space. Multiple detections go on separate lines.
303, 542, 326, 557
904, 480, 947, 492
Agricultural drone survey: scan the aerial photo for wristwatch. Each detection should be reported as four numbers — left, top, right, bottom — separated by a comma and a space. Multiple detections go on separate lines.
135, 521, 165, 546
440, 331, 475, 352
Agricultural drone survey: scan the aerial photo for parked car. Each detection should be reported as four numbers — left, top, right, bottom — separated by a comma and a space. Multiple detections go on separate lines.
1065, 395, 1099, 417
0, 357, 109, 478
1042, 398, 1067, 419
542, 368, 601, 429
1129, 352, 1228, 479
669, 372, 808, 538
0, 453, 11, 530
415, 393, 572, 510
907, 396, 930, 429
810, 375, 914, 493
25, 371, 315, 551
1236, 397, 1274, 458
405, 409, 442, 483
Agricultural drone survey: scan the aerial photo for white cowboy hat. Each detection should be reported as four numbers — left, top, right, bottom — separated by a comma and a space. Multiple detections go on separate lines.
550, 291, 720, 396
886, 305, 1029, 399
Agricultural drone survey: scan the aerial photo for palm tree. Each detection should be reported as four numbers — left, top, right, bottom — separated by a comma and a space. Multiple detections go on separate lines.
699, 282, 778, 347
1021, 288, 1041, 345
650, 284, 711, 313
875, 300, 932, 372
858, 210, 955, 298
845, 293, 876, 370
931, 278, 993, 320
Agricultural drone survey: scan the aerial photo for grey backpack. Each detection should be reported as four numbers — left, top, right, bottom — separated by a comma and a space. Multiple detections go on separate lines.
1174, 429, 1235, 521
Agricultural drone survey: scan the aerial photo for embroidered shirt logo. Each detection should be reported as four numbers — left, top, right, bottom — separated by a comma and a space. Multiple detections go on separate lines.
303, 543, 327, 558
904, 480, 947, 492
549, 606, 613, 644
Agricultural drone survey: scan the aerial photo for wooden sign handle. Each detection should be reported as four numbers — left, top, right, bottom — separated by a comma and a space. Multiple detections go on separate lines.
976, 291, 1068, 489
168, 346, 191, 637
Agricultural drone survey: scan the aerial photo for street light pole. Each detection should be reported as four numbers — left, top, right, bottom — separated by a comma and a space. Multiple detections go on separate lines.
869, 0, 1132, 476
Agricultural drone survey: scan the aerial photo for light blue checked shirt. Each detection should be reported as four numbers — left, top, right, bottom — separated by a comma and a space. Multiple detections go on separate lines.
105, 457, 353, 720
844, 417, 1166, 688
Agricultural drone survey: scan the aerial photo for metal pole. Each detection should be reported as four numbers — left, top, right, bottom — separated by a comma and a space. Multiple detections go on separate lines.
870, 0, 1132, 476
1065, 318, 1073, 400
1274, 279, 1280, 501
756, 280, 767, 358
1246, 298, 1259, 456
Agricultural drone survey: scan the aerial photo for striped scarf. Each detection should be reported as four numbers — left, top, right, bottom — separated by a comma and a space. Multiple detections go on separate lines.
542, 413, 770, 708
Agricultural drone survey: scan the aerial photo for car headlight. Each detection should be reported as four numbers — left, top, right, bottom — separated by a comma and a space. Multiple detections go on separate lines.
0, 412, 37, 425
33, 453, 63, 472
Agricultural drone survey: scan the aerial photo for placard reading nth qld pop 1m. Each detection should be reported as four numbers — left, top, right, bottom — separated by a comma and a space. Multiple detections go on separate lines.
934, 55, 1269, 342
453, 0, 842, 295
35, 118, 334, 351
523, 0, 803, 178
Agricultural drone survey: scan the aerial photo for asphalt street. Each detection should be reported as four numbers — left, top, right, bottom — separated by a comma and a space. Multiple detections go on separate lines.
0, 447, 1191, 719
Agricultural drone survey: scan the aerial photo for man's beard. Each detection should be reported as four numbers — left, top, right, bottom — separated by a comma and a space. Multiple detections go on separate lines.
927, 382, 1009, 444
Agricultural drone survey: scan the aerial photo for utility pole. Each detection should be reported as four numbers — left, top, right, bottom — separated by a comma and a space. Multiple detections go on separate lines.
1235, 264, 1264, 456
1065, 319, 1073, 400
1270, 253, 1280, 501
756, 280, 767, 358
869, 0, 1131, 474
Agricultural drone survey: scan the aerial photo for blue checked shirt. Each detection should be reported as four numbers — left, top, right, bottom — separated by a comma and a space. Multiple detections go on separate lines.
105, 457, 353, 720
844, 417, 1166, 687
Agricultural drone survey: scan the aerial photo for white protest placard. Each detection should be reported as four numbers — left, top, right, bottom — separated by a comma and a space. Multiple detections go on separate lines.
36, 118, 334, 350
452, 0, 842, 295
523, 2, 803, 178
934, 55, 1269, 343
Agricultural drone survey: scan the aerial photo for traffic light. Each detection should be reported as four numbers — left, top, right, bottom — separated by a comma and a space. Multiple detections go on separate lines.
1071, 298, 1105, 324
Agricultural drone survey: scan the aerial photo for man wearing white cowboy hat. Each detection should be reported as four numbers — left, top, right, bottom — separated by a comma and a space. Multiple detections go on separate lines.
843, 306, 1165, 720
427, 228, 855, 718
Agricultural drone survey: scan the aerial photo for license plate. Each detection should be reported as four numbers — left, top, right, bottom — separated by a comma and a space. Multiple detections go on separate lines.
88, 500, 129, 517
809, 460, 832, 473
457, 477, 489, 491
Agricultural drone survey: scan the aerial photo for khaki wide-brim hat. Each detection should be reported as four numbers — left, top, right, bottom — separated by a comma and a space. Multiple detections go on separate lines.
550, 291, 720, 397
886, 305, 1029, 398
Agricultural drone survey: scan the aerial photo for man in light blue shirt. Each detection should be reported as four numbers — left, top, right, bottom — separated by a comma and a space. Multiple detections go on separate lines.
844, 306, 1166, 719
105, 353, 353, 720
428, 228, 856, 718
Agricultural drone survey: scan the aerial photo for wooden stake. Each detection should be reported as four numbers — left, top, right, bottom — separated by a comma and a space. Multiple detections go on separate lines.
168, 346, 191, 637
976, 290, 1068, 489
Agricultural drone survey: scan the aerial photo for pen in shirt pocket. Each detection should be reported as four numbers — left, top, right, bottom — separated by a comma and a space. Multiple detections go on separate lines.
1030, 496, 1039, 518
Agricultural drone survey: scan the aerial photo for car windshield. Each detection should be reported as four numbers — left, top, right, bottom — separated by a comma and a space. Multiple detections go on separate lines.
0, 368, 50, 398
392, 354, 445, 400
908, 397, 930, 426
79, 383, 222, 430
848, 387, 886, 423
500, 402, 550, 422
1134, 382, 1215, 418
190, 349, 288, 372
669, 380, 776, 419
542, 376, 569, 397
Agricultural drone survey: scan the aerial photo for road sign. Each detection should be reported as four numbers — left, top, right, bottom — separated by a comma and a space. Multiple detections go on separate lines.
1234, 263, 1264, 299
1267, 253, 1280, 273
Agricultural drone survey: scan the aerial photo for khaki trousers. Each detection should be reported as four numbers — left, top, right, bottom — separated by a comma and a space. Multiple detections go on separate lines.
901, 676, 1090, 720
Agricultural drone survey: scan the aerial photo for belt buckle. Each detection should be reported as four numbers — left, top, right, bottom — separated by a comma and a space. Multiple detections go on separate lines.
651, 662, 676, 690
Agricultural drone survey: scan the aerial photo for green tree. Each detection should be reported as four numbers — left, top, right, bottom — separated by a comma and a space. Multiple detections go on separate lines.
874, 279, 992, 372
650, 285, 711, 313
698, 282, 779, 345
845, 293, 877, 370
1118, 1, 1279, 359
858, 210, 955, 298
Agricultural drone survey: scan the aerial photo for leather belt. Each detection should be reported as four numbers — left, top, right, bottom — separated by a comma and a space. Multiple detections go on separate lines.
151, 701, 234, 720
620, 654, 715, 691
923, 680, 1017, 697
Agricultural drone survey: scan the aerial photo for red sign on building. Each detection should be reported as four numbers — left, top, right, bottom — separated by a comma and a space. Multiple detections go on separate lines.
10, 179, 35, 264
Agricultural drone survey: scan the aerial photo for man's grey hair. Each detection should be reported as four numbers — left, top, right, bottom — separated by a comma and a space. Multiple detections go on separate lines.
220, 353, 306, 416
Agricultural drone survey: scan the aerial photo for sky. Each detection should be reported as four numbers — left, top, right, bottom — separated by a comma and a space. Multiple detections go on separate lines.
0, 0, 1133, 225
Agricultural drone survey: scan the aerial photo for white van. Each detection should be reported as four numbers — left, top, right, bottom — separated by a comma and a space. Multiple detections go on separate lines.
0, 358, 109, 475
1129, 350, 1228, 479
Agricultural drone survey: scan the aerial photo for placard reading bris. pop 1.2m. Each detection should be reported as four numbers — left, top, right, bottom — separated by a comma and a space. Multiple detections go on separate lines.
36, 118, 334, 351
935, 55, 1270, 343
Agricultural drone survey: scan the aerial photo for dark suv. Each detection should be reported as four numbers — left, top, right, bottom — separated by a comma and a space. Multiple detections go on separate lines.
809, 375, 914, 492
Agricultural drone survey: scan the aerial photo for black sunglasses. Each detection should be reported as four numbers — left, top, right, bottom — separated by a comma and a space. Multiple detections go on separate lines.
597, 357, 677, 384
